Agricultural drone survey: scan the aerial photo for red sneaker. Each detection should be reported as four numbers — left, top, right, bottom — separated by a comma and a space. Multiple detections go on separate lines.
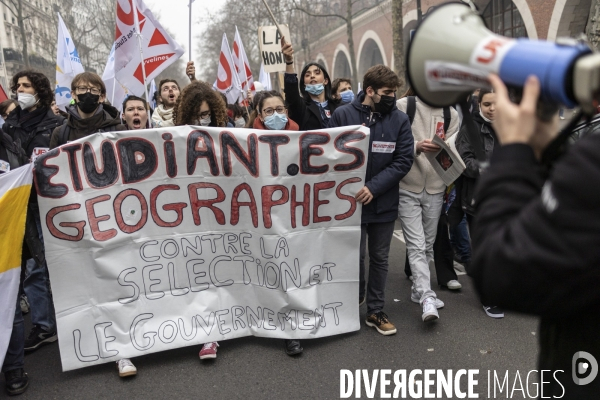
199, 342, 219, 360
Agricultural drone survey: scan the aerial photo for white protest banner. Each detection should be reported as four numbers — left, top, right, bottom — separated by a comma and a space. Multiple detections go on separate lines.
258, 25, 291, 73
34, 125, 369, 371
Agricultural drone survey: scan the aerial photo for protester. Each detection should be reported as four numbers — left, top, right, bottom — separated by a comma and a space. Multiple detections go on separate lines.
396, 88, 460, 322
151, 79, 180, 127
2, 70, 64, 353
49, 72, 126, 149
186, 61, 197, 81
469, 73, 599, 397
173, 80, 226, 360
228, 103, 247, 128
0, 99, 17, 121
251, 90, 304, 355
1, 123, 30, 396
121, 95, 150, 130
173, 80, 228, 128
329, 65, 413, 335
50, 100, 60, 116
331, 78, 354, 103
245, 90, 267, 128
455, 88, 503, 319
281, 37, 341, 130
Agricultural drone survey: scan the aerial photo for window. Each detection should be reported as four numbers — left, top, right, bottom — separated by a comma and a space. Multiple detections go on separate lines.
482, 0, 527, 38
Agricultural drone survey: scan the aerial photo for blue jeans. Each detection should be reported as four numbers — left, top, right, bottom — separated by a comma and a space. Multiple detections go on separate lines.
359, 221, 395, 316
2, 297, 24, 373
449, 214, 471, 262
23, 205, 56, 331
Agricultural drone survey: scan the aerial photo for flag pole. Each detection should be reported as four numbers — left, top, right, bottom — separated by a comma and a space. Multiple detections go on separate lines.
261, 0, 284, 38
235, 26, 250, 115
189, 0, 192, 62
133, 0, 150, 102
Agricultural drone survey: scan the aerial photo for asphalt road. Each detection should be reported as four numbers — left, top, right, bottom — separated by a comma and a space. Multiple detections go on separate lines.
4, 223, 539, 400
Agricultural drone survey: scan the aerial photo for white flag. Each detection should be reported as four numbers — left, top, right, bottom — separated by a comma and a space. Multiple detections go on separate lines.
149, 79, 157, 109
113, 0, 184, 96
102, 43, 129, 112
259, 63, 272, 91
213, 33, 242, 105
55, 13, 84, 110
232, 27, 254, 103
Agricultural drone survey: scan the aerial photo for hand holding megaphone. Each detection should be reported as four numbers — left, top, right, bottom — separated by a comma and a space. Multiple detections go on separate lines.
407, 2, 600, 116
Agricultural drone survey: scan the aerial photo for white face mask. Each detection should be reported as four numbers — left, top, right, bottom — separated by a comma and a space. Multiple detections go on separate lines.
234, 117, 245, 128
18, 93, 38, 110
200, 116, 211, 126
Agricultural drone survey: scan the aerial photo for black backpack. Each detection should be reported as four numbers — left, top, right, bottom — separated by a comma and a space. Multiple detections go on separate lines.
406, 96, 451, 134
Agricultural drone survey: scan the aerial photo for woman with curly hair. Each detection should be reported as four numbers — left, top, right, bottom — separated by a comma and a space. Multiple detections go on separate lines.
173, 81, 229, 127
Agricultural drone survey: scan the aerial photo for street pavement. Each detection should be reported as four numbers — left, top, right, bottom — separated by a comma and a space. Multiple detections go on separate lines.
5, 222, 539, 399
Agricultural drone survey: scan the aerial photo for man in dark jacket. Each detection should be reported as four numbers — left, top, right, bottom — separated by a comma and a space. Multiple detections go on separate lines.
471, 74, 600, 397
2, 71, 64, 354
329, 65, 414, 335
49, 72, 126, 149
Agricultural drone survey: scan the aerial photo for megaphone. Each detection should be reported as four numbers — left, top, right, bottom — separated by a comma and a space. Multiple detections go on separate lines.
407, 2, 600, 115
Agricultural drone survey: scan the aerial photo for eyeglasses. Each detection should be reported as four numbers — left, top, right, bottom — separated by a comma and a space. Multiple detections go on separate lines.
199, 110, 211, 119
75, 86, 101, 95
262, 106, 286, 116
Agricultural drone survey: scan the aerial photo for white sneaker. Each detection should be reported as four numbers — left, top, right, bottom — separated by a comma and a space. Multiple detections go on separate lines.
422, 297, 439, 322
117, 358, 137, 377
411, 288, 444, 308
446, 280, 462, 290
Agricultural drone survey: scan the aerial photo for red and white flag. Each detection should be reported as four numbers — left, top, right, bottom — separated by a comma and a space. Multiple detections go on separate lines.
213, 33, 242, 105
113, 0, 184, 97
232, 27, 254, 104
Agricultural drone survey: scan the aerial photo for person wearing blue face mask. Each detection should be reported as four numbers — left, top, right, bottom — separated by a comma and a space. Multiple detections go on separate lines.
281, 36, 342, 131
332, 78, 355, 104
251, 90, 302, 356
252, 91, 299, 132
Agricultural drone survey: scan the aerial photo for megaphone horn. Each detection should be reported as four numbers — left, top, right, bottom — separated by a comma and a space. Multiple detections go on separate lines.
407, 2, 595, 111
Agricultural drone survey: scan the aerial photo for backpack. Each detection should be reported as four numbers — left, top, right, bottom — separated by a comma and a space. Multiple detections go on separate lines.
406, 96, 451, 134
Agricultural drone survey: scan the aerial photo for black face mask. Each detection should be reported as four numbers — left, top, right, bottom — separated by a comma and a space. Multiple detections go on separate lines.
373, 93, 396, 115
77, 92, 100, 114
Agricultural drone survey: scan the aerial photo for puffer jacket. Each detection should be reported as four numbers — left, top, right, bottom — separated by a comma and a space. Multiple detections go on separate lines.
328, 91, 414, 223
2, 106, 64, 158
455, 111, 498, 215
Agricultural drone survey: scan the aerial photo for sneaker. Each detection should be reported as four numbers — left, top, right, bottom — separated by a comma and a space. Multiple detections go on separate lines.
19, 295, 29, 315
422, 297, 439, 322
483, 305, 504, 318
4, 368, 28, 396
365, 311, 397, 335
410, 288, 444, 308
359, 296, 365, 306
284, 339, 303, 356
24, 325, 57, 352
199, 342, 219, 359
446, 280, 462, 290
116, 358, 137, 377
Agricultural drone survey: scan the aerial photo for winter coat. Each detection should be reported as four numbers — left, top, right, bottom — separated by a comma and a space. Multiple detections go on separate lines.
283, 73, 341, 131
328, 91, 414, 223
49, 104, 126, 149
455, 111, 498, 215
396, 97, 460, 194
2, 106, 64, 158
470, 137, 600, 398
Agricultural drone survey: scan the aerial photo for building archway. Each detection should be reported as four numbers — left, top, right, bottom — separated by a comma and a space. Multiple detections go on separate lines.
357, 31, 387, 78
547, 0, 592, 41
332, 43, 353, 80
315, 53, 330, 76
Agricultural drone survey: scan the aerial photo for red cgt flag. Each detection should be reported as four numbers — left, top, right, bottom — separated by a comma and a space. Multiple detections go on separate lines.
0, 85, 8, 102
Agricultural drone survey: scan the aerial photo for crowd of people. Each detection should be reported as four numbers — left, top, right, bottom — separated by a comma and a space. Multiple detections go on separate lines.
0, 35, 556, 397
